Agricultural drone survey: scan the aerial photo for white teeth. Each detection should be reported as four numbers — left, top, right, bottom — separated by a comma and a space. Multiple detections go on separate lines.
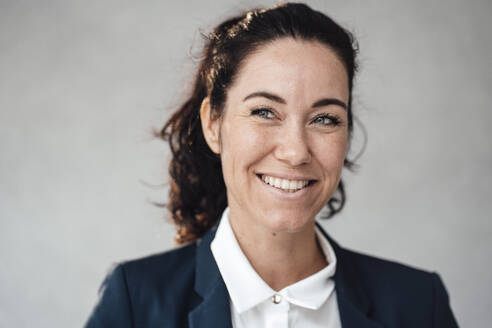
288, 180, 297, 190
281, 179, 289, 189
261, 175, 310, 192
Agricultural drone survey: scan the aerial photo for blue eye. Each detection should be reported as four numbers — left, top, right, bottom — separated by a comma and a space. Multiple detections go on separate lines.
312, 114, 341, 126
251, 108, 275, 119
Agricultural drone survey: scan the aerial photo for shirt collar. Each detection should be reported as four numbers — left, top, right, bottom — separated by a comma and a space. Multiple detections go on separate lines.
210, 207, 337, 314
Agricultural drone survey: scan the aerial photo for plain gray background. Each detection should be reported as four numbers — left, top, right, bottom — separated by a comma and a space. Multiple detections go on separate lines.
1, 0, 491, 327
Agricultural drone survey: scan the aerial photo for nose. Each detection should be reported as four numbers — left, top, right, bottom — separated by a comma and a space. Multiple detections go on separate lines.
273, 123, 311, 167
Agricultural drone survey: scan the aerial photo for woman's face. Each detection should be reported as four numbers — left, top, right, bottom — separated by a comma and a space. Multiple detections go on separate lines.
202, 38, 349, 234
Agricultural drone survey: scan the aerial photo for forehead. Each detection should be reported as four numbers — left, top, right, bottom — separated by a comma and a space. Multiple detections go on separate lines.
227, 38, 349, 104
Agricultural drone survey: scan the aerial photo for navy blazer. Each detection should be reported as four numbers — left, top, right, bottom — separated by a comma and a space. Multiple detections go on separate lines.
85, 223, 459, 327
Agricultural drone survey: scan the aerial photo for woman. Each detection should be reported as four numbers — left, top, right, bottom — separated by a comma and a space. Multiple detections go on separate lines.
85, 3, 459, 327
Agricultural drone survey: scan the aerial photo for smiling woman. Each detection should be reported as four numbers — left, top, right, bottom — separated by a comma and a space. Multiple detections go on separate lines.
85, 3, 459, 328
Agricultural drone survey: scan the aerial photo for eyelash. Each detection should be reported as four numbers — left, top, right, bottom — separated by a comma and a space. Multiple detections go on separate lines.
250, 108, 342, 127
251, 108, 275, 119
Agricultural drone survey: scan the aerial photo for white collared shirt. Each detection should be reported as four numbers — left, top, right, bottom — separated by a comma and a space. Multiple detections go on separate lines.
210, 207, 342, 328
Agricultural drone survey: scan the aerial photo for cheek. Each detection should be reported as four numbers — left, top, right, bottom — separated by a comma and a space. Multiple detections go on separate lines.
220, 121, 269, 182
313, 132, 348, 175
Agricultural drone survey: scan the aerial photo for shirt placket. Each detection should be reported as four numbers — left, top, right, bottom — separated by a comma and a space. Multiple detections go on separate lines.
264, 293, 290, 327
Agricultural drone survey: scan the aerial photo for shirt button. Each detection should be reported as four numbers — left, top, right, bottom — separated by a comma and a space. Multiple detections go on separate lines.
272, 294, 282, 304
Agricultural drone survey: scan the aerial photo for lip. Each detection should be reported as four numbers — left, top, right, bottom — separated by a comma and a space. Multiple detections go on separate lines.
256, 174, 317, 200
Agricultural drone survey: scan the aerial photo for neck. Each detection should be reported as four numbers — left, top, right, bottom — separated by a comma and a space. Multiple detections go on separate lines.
228, 208, 328, 291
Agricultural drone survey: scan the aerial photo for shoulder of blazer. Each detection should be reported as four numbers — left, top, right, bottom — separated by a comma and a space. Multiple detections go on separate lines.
334, 245, 458, 327
121, 241, 198, 292
339, 244, 436, 298
122, 242, 201, 314
317, 224, 459, 327
118, 224, 230, 328
85, 242, 200, 328
346, 247, 459, 327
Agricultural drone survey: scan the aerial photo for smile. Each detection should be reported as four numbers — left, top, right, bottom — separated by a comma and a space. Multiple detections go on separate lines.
258, 174, 316, 193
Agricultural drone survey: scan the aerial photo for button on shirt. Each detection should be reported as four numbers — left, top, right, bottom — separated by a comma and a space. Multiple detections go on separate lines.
210, 207, 342, 328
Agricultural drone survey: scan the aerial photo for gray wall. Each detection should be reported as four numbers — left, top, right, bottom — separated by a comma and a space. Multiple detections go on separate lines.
1, 0, 491, 326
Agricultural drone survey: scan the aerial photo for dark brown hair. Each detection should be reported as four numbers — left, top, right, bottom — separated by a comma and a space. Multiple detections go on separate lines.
160, 2, 359, 244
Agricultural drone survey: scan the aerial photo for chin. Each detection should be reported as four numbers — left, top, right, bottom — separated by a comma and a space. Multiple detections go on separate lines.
261, 210, 315, 234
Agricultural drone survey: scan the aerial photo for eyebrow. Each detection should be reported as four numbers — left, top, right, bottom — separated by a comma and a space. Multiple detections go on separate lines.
242, 91, 347, 110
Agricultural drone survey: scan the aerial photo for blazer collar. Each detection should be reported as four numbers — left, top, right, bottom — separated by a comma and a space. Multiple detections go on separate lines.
188, 221, 383, 328
188, 224, 233, 328
316, 222, 384, 328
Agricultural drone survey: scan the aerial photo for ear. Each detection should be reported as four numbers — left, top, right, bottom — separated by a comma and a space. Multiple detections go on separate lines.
199, 97, 221, 154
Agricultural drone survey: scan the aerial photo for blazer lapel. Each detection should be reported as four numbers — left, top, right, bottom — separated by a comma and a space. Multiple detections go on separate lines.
188, 225, 233, 328
317, 223, 385, 328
